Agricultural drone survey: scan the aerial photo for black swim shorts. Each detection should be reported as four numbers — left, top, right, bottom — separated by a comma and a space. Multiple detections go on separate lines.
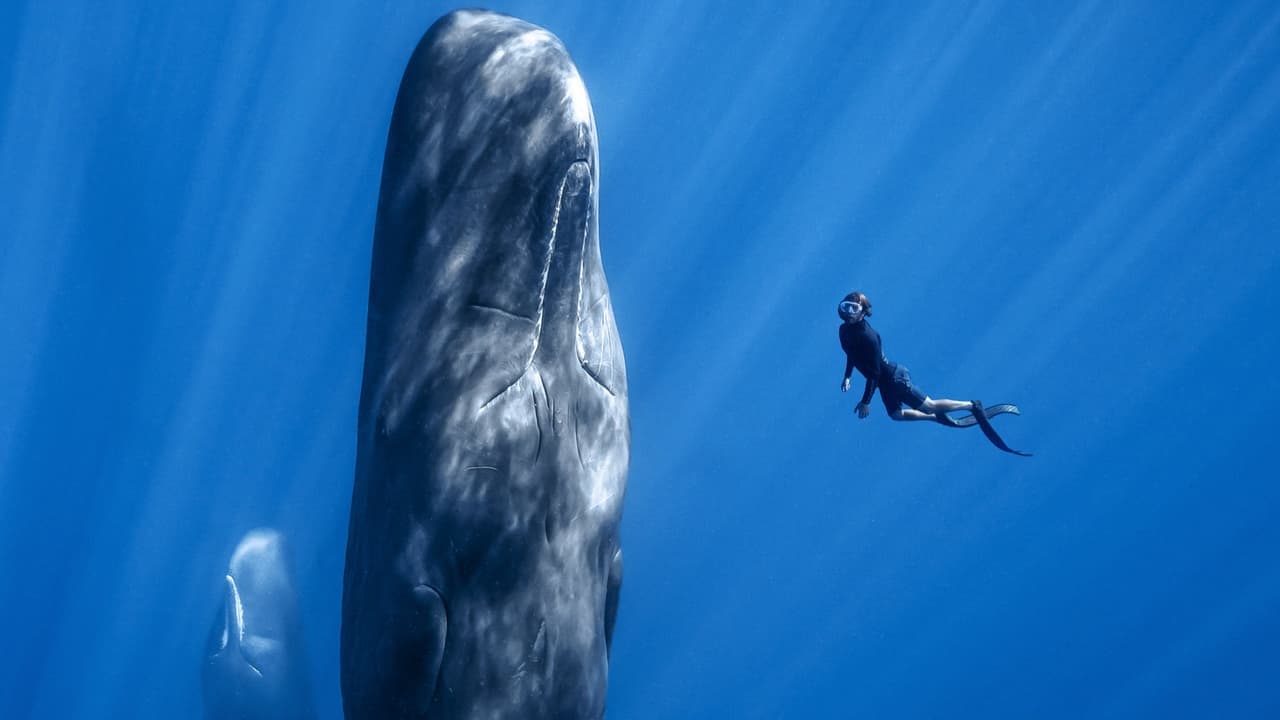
880, 363, 927, 414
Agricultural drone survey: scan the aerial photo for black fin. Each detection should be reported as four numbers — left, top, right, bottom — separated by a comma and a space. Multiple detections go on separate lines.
970, 401, 1032, 456
936, 403, 1021, 428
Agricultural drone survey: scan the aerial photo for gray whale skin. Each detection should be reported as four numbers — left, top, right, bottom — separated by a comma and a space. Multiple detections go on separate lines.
341, 9, 629, 720
202, 529, 315, 720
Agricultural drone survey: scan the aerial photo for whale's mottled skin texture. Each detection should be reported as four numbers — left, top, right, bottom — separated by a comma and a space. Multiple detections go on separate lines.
341, 10, 629, 720
203, 529, 315, 720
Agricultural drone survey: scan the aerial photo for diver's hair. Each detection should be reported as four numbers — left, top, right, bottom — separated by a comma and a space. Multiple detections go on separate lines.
843, 291, 873, 317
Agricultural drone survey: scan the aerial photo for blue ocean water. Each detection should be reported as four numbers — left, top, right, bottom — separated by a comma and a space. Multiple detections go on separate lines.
2, 1, 1278, 717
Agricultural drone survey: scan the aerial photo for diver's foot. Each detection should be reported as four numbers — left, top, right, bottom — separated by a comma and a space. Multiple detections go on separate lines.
934, 412, 959, 427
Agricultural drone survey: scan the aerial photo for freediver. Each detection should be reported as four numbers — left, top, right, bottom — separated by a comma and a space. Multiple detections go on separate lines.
838, 291, 1030, 455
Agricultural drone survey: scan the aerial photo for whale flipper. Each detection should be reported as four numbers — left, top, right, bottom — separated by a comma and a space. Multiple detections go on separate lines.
409, 585, 448, 715
604, 548, 622, 656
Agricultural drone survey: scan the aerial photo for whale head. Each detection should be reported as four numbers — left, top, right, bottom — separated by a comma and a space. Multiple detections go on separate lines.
343, 10, 628, 720
203, 529, 314, 720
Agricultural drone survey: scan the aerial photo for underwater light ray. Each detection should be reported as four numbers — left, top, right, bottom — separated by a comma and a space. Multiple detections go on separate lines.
63, 9, 360, 719
957, 6, 1280, 389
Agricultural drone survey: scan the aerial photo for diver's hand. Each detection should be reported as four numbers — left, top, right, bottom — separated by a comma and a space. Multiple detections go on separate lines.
855, 402, 869, 419
841, 378, 850, 393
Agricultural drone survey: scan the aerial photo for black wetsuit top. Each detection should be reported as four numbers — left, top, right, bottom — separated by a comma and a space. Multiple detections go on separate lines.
839, 319, 894, 405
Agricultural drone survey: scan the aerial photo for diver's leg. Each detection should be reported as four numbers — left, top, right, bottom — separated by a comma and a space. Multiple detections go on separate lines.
919, 397, 974, 414
890, 408, 937, 422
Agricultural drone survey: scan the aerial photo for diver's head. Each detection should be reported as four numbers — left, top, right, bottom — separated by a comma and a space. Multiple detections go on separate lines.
838, 291, 872, 322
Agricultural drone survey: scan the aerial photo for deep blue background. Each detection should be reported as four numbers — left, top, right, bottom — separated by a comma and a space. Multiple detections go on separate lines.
3, 2, 1279, 718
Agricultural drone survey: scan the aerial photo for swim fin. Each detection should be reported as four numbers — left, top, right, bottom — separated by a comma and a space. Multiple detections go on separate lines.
933, 403, 1020, 428
969, 400, 1032, 456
